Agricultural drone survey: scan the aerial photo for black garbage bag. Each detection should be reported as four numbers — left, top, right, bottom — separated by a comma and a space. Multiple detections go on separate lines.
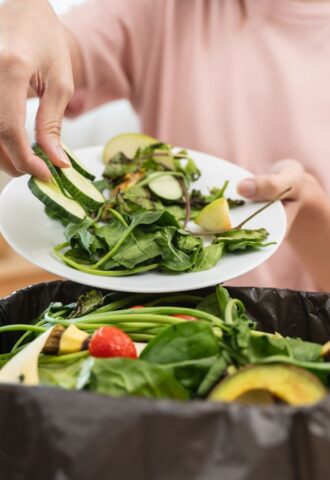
0, 280, 330, 480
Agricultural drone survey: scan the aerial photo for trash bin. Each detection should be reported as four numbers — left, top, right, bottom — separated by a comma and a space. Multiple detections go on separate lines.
0, 280, 330, 480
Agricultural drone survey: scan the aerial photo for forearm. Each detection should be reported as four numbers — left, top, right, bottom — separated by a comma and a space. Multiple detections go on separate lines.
288, 175, 330, 291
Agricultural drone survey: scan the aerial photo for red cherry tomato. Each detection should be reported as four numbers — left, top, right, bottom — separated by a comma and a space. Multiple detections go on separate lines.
89, 326, 137, 359
171, 314, 198, 321
130, 305, 144, 309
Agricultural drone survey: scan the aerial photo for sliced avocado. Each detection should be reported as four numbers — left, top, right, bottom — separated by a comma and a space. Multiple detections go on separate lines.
103, 133, 156, 163
208, 364, 327, 406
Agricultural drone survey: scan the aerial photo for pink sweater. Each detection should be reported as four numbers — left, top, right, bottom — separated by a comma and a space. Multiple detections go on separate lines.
63, 0, 330, 291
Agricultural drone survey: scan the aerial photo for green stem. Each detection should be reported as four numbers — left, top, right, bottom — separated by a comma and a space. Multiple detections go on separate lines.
70, 314, 187, 325
224, 299, 245, 325
53, 249, 159, 276
38, 350, 89, 365
0, 324, 46, 334
106, 208, 128, 227
11, 318, 50, 352
129, 334, 154, 342
54, 241, 70, 252
92, 221, 137, 269
144, 295, 203, 307
82, 306, 223, 325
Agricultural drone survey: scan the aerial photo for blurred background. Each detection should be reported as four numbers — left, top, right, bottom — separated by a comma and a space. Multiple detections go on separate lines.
0, 0, 139, 296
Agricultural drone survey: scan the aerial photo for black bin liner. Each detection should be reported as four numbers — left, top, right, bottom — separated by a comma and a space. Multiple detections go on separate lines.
0, 280, 330, 480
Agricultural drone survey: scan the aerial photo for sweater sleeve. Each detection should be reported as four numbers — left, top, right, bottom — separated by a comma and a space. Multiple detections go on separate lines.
61, 0, 159, 116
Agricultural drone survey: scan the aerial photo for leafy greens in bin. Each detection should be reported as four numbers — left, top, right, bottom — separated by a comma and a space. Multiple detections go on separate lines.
27, 137, 275, 277
0, 286, 329, 406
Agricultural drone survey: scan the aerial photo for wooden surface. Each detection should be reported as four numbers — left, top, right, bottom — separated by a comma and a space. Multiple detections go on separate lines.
0, 234, 60, 298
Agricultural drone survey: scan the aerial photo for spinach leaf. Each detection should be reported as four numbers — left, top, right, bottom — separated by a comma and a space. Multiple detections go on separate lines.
163, 205, 186, 221
89, 358, 189, 400
157, 228, 195, 272
247, 335, 323, 364
110, 228, 163, 269
96, 219, 127, 250
65, 219, 104, 256
140, 321, 220, 393
197, 293, 221, 317
192, 243, 224, 272
141, 321, 219, 364
162, 356, 217, 394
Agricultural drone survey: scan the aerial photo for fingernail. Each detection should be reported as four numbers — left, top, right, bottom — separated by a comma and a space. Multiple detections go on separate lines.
56, 146, 71, 167
238, 178, 256, 198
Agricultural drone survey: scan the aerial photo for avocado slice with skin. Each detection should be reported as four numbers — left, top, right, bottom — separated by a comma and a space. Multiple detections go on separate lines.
208, 364, 327, 406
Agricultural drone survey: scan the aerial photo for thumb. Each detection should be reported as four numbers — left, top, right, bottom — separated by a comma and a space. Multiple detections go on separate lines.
34, 77, 74, 168
237, 159, 305, 202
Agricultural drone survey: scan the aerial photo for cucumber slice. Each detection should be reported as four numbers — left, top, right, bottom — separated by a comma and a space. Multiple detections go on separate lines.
61, 142, 95, 181
103, 133, 156, 163
32, 144, 64, 192
28, 177, 86, 224
148, 174, 183, 201
58, 167, 105, 211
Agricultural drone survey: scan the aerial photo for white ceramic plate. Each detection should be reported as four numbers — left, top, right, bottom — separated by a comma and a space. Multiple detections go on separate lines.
0, 146, 286, 293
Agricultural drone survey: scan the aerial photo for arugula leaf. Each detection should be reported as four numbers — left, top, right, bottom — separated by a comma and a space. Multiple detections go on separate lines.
103, 152, 137, 182
190, 184, 244, 210
121, 186, 163, 213
214, 228, 272, 252
89, 358, 189, 400
69, 290, 104, 319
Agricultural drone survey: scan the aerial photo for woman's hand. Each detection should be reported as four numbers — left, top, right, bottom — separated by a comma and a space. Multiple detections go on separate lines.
237, 159, 308, 232
0, 0, 74, 179
238, 159, 330, 291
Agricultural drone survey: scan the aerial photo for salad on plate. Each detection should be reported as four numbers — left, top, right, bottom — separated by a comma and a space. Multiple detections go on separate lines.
27, 134, 274, 277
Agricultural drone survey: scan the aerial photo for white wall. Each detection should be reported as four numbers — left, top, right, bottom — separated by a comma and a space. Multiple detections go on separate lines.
0, 0, 139, 190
